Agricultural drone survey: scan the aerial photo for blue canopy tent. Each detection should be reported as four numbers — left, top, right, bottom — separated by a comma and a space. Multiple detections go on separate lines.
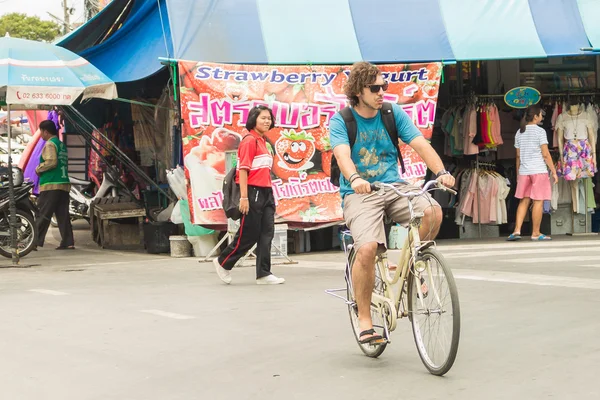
58, 0, 599, 82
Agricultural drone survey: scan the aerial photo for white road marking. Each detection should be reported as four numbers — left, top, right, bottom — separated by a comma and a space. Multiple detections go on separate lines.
29, 289, 69, 296
140, 310, 195, 320
286, 261, 345, 271
438, 240, 600, 252
504, 255, 600, 264
284, 262, 600, 290
63, 259, 179, 268
453, 270, 600, 290
445, 247, 600, 259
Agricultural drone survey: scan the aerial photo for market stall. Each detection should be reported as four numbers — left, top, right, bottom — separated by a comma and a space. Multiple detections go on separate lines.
55, 0, 600, 247
0, 36, 118, 264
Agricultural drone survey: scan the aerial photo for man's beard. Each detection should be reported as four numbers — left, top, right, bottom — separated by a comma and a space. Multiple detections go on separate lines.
363, 98, 383, 110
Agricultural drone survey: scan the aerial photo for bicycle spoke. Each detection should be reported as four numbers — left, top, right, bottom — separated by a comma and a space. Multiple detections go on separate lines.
409, 249, 460, 375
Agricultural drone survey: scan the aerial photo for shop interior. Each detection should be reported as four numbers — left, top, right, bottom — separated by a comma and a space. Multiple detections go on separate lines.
432, 56, 600, 239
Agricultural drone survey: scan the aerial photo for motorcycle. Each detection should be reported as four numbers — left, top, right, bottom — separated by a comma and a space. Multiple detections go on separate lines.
0, 167, 37, 258
51, 170, 129, 227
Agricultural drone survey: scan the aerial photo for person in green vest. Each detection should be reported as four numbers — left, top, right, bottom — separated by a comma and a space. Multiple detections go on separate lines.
35, 120, 74, 250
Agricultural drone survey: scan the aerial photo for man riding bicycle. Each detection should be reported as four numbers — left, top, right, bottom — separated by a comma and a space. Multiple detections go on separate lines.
330, 62, 455, 345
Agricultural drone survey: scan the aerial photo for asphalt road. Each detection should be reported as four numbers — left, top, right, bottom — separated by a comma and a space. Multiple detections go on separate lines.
1, 224, 599, 399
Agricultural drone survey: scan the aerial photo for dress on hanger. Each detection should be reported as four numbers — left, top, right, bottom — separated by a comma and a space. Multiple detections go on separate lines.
556, 111, 596, 180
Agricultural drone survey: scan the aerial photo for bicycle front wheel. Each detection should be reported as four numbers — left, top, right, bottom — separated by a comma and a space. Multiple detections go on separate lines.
407, 248, 460, 376
347, 249, 388, 358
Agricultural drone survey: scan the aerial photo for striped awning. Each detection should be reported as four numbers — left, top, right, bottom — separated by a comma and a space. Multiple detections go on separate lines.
166, 0, 596, 64
58, 0, 600, 83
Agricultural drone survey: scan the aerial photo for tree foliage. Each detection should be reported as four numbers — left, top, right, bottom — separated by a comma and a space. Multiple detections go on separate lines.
0, 13, 62, 42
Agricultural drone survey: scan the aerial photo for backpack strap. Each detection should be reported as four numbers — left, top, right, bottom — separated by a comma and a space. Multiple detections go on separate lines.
339, 104, 406, 174
380, 103, 406, 174
339, 107, 357, 148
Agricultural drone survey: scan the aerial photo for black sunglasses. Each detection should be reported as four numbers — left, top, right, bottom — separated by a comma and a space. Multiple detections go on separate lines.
366, 81, 389, 93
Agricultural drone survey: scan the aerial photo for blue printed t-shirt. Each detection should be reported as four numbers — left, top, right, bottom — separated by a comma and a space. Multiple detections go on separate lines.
329, 103, 422, 198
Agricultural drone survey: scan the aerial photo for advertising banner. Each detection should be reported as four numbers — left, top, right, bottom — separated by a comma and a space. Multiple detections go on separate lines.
179, 61, 442, 225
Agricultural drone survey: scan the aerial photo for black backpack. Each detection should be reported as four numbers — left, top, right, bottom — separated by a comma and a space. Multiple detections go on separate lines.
222, 135, 257, 220
330, 102, 406, 187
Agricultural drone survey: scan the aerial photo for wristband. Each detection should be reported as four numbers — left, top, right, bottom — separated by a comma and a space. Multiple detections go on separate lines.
435, 169, 451, 178
240, 197, 248, 200
349, 173, 359, 182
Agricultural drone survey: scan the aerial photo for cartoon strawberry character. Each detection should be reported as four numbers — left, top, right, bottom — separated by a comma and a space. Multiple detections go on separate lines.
274, 129, 315, 171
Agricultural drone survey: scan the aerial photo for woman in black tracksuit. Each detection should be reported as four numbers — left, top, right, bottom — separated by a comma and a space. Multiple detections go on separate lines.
213, 106, 285, 285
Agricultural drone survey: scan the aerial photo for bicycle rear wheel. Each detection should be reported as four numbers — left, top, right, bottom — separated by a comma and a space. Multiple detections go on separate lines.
407, 248, 460, 375
347, 249, 388, 358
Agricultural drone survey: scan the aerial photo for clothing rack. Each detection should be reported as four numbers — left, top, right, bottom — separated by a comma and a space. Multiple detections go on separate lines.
470, 160, 496, 168
542, 91, 600, 97
450, 91, 600, 104
449, 93, 505, 106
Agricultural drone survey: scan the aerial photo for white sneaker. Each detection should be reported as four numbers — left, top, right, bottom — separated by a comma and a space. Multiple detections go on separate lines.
256, 275, 285, 285
213, 258, 232, 284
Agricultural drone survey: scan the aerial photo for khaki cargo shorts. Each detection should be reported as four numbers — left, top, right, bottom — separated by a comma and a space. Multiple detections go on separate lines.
343, 183, 440, 251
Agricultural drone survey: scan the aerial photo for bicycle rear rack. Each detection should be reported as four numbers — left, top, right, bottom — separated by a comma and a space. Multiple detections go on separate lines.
325, 229, 355, 305
325, 288, 354, 305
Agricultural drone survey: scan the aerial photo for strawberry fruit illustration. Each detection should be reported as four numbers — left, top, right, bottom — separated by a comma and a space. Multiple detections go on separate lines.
321, 151, 332, 176
274, 129, 316, 171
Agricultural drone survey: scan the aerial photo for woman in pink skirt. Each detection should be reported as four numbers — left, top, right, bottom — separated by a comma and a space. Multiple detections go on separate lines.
508, 105, 558, 241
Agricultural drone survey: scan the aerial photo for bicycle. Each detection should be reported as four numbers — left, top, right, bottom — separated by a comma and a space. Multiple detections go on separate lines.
326, 180, 461, 376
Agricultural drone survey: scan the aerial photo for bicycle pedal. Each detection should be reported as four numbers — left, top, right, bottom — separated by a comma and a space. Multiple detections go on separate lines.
370, 338, 388, 346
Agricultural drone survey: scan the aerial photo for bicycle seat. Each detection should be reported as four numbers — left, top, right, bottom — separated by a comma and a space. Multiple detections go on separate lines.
69, 177, 92, 186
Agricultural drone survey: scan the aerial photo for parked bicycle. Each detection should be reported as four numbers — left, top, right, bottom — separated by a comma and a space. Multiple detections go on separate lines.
327, 180, 461, 376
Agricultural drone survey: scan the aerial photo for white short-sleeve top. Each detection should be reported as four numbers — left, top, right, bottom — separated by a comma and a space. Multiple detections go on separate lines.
556, 111, 592, 140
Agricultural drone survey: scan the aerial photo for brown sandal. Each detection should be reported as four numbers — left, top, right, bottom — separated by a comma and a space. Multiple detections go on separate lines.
358, 329, 385, 344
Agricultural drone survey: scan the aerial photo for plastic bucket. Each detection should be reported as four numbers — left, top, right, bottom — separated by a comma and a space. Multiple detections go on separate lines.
143, 221, 178, 254
169, 235, 192, 258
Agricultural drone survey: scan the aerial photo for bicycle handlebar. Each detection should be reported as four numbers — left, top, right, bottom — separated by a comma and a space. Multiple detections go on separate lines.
370, 180, 457, 197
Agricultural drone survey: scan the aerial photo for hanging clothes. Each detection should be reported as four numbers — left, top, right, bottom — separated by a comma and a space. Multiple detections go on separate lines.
456, 167, 509, 225
440, 103, 503, 157
488, 104, 503, 146
464, 106, 479, 155
441, 106, 464, 157
551, 102, 565, 149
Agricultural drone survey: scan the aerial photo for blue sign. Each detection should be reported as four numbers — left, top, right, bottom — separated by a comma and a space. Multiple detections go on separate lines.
504, 86, 541, 109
